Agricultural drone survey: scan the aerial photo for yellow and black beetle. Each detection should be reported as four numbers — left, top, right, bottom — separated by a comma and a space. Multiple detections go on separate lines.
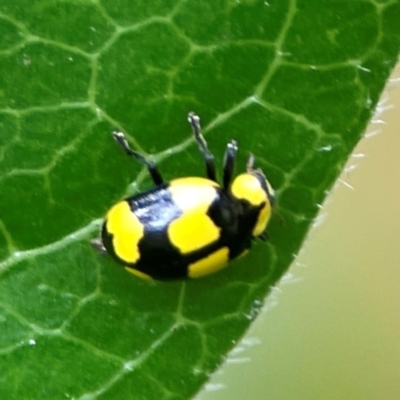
92, 113, 274, 280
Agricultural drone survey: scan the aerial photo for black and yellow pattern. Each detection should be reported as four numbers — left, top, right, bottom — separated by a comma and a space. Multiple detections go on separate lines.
93, 113, 274, 280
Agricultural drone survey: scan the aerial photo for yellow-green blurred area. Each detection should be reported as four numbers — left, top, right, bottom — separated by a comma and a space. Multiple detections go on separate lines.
198, 64, 400, 400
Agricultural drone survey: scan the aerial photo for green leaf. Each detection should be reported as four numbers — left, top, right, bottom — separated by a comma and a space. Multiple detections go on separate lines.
0, 1, 399, 398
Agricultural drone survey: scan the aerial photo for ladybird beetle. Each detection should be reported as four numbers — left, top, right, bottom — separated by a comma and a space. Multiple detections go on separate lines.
92, 113, 274, 280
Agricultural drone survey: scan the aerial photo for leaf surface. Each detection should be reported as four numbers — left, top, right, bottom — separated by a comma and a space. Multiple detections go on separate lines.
0, 1, 399, 398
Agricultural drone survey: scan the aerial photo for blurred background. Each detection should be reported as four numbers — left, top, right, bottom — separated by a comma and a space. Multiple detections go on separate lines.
198, 63, 400, 400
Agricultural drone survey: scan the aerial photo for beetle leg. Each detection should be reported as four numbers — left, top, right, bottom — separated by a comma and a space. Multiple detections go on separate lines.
258, 231, 268, 241
112, 131, 164, 185
91, 237, 107, 254
188, 112, 217, 182
222, 139, 238, 190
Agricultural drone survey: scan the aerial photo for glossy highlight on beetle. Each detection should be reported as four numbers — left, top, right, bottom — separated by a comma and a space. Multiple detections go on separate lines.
92, 113, 274, 280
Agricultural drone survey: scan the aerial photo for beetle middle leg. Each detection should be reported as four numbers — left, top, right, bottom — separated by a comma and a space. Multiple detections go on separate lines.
222, 139, 238, 190
188, 112, 217, 182
112, 131, 164, 185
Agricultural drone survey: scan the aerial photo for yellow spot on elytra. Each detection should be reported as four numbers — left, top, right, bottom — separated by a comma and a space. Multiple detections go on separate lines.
188, 247, 229, 278
106, 201, 144, 263
170, 176, 219, 188
168, 178, 220, 254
